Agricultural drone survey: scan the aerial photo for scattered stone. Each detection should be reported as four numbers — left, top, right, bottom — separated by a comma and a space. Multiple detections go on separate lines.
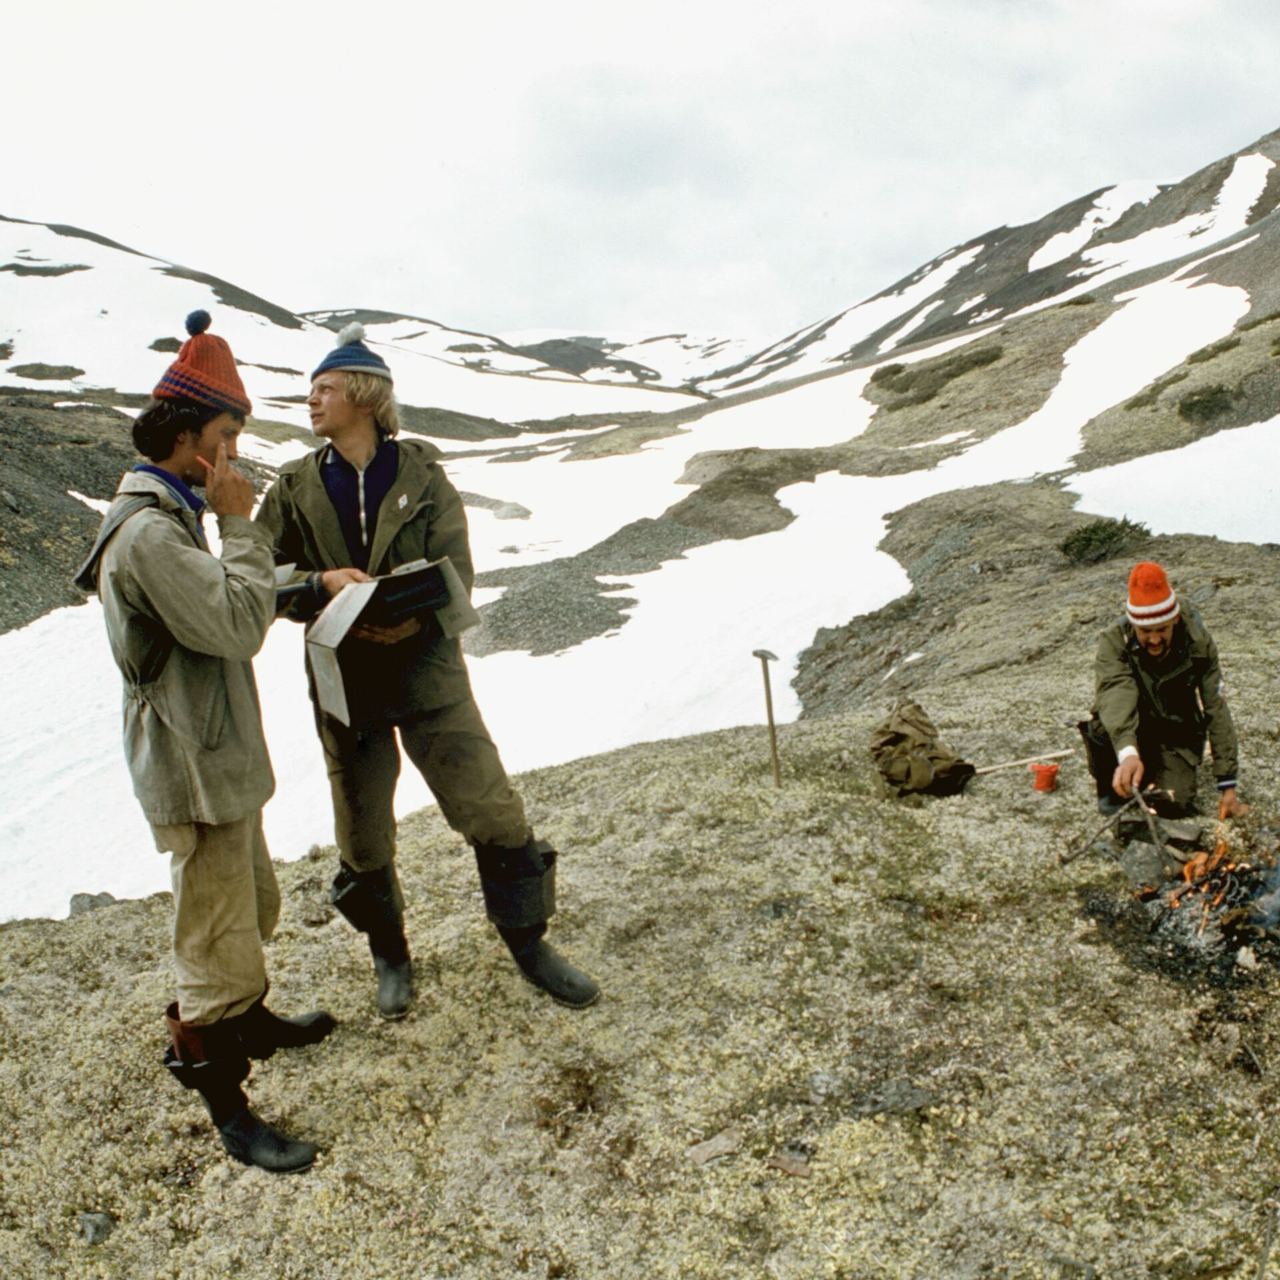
686, 1126, 742, 1165
764, 1152, 812, 1177
1237, 945, 1260, 971
69, 891, 117, 916
849, 1080, 936, 1117
1119, 841, 1166, 891
807, 1070, 844, 1102
78, 1211, 116, 1245
1048, 1255, 1097, 1279
494, 502, 532, 521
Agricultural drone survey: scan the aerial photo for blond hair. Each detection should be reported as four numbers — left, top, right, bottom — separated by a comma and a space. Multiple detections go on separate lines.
342, 370, 401, 437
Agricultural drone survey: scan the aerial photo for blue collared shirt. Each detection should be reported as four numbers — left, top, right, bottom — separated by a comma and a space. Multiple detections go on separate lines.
320, 438, 400, 571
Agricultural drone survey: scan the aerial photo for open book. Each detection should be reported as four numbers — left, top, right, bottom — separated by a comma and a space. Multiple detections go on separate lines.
305, 557, 479, 725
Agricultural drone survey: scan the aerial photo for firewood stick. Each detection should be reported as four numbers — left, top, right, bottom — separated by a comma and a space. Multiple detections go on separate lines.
975, 748, 1075, 776
1059, 795, 1141, 865
1134, 789, 1178, 876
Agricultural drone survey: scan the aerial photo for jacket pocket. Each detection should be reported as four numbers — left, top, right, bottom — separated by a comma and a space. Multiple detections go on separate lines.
383, 500, 435, 568
139, 654, 231, 750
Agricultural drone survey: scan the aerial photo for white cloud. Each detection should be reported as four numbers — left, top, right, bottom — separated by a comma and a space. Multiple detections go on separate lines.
4, 0, 1279, 337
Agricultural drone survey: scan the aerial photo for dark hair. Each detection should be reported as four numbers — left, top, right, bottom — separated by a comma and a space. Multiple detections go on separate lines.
131, 398, 245, 462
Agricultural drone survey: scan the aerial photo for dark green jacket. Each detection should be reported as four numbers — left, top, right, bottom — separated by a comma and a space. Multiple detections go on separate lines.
255, 439, 476, 724
1092, 604, 1238, 785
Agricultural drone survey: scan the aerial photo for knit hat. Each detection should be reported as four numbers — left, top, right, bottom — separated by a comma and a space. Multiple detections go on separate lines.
153, 310, 252, 416
1126, 561, 1180, 628
311, 322, 392, 382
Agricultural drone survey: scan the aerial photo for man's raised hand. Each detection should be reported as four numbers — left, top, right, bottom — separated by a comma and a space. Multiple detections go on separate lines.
198, 443, 255, 519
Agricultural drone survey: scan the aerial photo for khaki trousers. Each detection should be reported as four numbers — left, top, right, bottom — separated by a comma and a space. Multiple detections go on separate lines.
316, 697, 529, 872
151, 811, 279, 1025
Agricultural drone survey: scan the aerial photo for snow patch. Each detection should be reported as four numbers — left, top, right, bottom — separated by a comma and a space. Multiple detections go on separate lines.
1027, 181, 1161, 272
1068, 415, 1280, 544
68, 490, 110, 514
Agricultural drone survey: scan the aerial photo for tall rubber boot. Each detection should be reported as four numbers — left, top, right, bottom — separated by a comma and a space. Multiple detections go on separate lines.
1078, 716, 1126, 816
237, 986, 336, 1059
474, 838, 600, 1009
164, 1005, 318, 1173
331, 863, 413, 1019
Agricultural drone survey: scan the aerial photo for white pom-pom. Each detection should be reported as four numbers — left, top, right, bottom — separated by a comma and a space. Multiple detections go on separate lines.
336, 321, 366, 346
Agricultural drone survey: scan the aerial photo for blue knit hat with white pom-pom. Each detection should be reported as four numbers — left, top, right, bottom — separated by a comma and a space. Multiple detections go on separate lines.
311, 321, 392, 382
153, 309, 252, 415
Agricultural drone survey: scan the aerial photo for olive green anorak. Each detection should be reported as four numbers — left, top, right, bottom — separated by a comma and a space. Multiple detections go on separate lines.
255, 439, 475, 724
1092, 604, 1239, 788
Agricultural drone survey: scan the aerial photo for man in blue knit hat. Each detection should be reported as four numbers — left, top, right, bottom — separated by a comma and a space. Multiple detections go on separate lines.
257, 323, 599, 1017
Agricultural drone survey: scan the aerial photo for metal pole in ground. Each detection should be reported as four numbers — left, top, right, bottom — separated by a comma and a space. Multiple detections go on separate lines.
753, 649, 782, 788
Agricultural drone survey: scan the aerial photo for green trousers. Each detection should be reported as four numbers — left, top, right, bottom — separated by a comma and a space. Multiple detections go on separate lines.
315, 696, 530, 872
151, 811, 277, 1025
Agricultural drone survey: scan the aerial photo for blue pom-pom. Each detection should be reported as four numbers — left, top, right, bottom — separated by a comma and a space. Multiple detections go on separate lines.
185, 309, 212, 337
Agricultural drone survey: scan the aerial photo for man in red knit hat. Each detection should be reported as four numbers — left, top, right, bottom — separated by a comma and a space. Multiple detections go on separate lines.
1079, 560, 1245, 819
76, 310, 334, 1173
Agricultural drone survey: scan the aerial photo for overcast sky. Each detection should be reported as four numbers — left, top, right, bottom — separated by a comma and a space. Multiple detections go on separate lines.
6, 0, 1280, 341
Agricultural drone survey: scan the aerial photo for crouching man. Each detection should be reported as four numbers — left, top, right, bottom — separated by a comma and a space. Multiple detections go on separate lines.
256, 323, 599, 1018
1079, 560, 1245, 820
76, 312, 334, 1173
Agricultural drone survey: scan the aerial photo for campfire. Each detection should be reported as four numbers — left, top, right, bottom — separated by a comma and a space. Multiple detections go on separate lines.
1110, 808, 1280, 967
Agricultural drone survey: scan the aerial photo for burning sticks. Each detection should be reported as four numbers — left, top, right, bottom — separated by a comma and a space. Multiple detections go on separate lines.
1059, 787, 1177, 867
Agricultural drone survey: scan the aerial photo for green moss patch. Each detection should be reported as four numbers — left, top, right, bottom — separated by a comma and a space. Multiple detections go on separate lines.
1060, 516, 1150, 565
869, 345, 1004, 410
1177, 384, 1235, 422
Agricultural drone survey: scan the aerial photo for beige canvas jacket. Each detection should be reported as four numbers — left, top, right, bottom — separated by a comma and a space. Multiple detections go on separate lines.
87, 471, 276, 825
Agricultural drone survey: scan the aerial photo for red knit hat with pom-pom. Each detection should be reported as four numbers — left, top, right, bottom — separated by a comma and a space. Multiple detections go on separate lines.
153, 310, 252, 415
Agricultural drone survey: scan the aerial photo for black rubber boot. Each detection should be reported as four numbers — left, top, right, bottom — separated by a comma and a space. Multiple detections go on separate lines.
475, 838, 600, 1009
496, 923, 601, 1008
238, 992, 336, 1058
165, 1050, 318, 1173
331, 864, 413, 1019
163, 1005, 318, 1173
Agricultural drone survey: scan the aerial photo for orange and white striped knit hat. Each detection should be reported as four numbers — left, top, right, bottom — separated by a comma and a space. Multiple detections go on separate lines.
1126, 561, 1180, 628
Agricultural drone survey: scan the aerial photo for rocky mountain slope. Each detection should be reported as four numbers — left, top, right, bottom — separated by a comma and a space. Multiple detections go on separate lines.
5, 125, 1280, 1276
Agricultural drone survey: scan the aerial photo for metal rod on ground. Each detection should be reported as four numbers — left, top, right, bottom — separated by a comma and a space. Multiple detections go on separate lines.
974, 748, 1075, 776
1059, 794, 1142, 866
752, 649, 782, 788
1255, 1201, 1277, 1280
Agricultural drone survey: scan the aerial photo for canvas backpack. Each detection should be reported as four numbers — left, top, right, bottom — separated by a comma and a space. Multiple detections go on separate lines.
869, 699, 975, 798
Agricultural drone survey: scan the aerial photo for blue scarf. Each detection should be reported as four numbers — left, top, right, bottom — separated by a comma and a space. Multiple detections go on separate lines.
132, 464, 209, 550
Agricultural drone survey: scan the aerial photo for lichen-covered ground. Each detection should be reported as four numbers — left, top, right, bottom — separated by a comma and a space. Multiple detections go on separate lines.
5, 587, 1280, 1279
8, 282, 1280, 1277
